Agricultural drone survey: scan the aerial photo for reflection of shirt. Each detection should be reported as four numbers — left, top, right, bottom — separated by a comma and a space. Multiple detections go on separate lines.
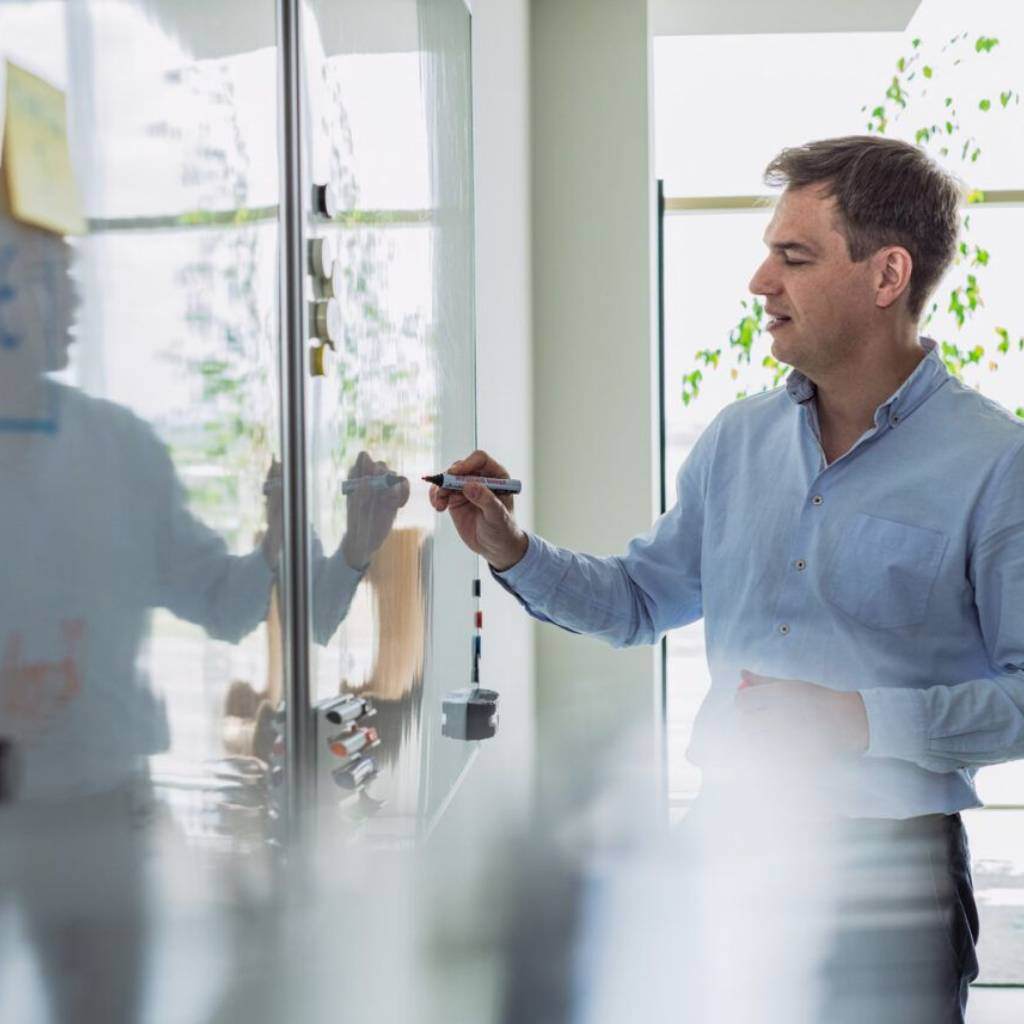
496, 339, 1024, 818
0, 383, 361, 800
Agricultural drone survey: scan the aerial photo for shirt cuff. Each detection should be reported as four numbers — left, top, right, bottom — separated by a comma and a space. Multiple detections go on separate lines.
859, 686, 929, 762
492, 532, 545, 588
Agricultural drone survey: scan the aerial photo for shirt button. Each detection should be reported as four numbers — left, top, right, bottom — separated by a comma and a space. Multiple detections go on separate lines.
778, 624, 790, 636
891, 414, 901, 426
794, 559, 807, 571
811, 495, 824, 506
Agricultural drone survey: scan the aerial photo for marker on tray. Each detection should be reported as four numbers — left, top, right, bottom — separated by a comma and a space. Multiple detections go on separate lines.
328, 726, 379, 759
422, 473, 522, 495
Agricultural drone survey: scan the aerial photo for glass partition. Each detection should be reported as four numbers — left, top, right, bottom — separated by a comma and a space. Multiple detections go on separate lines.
302, 0, 478, 840
0, 2, 287, 1018
0, 0, 479, 1015
656, 0, 1024, 986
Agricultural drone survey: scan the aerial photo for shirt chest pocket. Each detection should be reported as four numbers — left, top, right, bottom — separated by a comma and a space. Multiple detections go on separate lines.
822, 513, 948, 630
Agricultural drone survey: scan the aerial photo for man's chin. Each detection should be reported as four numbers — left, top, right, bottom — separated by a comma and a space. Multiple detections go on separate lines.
768, 334, 788, 363
45, 340, 72, 373
769, 330, 803, 368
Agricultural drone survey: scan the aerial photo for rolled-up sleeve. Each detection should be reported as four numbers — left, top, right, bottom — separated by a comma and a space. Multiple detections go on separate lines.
153, 443, 274, 644
861, 438, 1024, 772
491, 414, 722, 647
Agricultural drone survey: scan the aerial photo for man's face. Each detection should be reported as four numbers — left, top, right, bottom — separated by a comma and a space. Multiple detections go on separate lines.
748, 184, 878, 377
0, 217, 77, 380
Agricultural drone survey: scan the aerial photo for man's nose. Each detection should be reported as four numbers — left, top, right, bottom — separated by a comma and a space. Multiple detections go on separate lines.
748, 258, 777, 297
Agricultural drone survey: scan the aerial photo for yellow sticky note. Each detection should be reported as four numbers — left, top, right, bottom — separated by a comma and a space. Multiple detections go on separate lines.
2, 61, 85, 236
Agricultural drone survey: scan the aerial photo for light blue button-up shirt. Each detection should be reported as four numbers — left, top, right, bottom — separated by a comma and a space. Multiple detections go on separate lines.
497, 339, 1024, 818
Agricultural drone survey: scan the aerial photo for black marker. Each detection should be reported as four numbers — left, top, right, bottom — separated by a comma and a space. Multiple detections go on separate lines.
265, 474, 403, 495
341, 473, 403, 494
423, 473, 522, 495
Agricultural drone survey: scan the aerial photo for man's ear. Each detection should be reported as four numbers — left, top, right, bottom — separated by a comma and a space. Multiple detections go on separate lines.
875, 246, 913, 310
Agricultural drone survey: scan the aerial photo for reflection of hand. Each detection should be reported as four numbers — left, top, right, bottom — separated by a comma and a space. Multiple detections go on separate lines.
261, 459, 283, 567
341, 451, 410, 571
428, 449, 527, 571
734, 670, 868, 763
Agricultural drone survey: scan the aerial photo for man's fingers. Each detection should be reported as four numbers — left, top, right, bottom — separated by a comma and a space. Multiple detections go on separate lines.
448, 449, 489, 474
447, 449, 509, 480
350, 450, 373, 477
430, 485, 469, 513
462, 482, 508, 523
430, 481, 450, 509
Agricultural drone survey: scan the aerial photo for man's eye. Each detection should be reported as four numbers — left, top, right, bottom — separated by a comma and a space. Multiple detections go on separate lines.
782, 257, 808, 266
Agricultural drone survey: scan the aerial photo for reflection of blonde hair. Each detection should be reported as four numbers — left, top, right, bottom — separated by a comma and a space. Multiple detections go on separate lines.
362, 527, 426, 701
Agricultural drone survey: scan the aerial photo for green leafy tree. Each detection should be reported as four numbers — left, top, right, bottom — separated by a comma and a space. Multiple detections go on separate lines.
681, 32, 1024, 420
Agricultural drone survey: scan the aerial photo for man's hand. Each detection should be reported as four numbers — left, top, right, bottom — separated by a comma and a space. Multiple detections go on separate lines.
341, 451, 410, 571
428, 449, 528, 571
734, 670, 869, 762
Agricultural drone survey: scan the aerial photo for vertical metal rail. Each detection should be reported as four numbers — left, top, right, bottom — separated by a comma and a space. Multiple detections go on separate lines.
657, 180, 667, 518
276, 0, 315, 841
656, 179, 669, 796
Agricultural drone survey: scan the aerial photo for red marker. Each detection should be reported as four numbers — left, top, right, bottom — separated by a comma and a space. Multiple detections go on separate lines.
328, 726, 378, 759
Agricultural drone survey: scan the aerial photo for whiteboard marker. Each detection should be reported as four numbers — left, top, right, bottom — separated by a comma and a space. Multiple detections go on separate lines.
422, 473, 522, 495
266, 473, 403, 496
341, 473, 404, 494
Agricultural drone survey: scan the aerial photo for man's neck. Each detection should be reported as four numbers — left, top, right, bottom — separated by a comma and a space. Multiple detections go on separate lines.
814, 334, 925, 432
0, 372, 49, 418
810, 330, 926, 462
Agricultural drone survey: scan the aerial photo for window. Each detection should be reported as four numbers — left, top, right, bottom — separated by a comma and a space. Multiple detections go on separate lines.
656, 0, 1024, 985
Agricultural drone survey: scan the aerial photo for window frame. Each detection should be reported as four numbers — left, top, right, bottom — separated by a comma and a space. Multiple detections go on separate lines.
657, 187, 1024, 989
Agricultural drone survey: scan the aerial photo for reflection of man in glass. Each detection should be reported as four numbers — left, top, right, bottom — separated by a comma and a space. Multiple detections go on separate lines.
0, 193, 406, 1020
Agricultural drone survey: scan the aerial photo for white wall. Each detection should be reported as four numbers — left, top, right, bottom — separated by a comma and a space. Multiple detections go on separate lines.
422, 11, 534, 1018
530, 0, 659, 802
471, 0, 535, 824
445, 0, 661, 824
435, 0, 535, 832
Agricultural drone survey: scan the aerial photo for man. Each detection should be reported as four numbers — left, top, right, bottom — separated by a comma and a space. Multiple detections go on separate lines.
432, 136, 1024, 1022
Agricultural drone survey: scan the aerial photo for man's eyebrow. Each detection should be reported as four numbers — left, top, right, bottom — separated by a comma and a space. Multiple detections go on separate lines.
765, 239, 818, 256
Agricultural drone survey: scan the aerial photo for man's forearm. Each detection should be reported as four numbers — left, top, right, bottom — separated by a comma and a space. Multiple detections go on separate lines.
492, 533, 661, 648
860, 670, 1024, 773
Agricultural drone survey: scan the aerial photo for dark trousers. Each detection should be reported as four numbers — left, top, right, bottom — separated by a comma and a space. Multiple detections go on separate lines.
819, 812, 979, 1024
672, 796, 980, 1024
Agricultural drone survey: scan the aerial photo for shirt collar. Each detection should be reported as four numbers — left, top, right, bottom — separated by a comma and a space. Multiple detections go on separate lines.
784, 337, 948, 427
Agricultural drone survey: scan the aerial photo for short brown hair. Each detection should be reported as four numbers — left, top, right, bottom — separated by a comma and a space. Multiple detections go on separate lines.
764, 136, 962, 318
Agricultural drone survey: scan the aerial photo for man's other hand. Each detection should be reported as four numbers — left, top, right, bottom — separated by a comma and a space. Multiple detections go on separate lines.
734, 670, 869, 761
428, 449, 528, 572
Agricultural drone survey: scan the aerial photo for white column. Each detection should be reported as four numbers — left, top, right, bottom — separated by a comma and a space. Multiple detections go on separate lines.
531, 0, 660, 802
